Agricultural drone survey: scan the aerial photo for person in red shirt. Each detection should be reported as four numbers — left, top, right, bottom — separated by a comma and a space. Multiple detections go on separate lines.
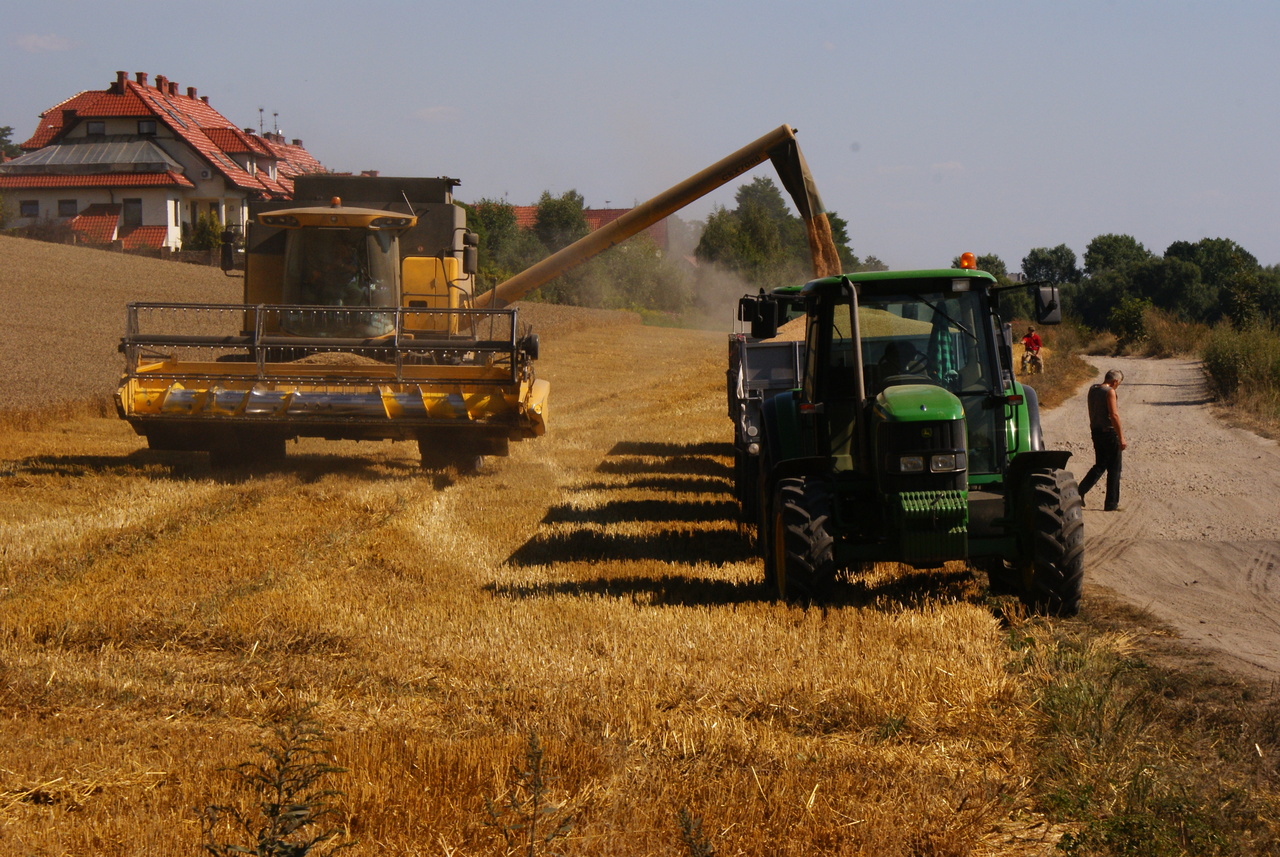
1020, 327, 1042, 373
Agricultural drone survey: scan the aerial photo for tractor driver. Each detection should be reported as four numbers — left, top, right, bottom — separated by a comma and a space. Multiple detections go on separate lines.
877, 340, 924, 384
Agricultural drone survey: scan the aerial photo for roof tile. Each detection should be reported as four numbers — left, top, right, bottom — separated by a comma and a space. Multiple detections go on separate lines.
0, 171, 194, 190
68, 203, 121, 244
120, 225, 169, 250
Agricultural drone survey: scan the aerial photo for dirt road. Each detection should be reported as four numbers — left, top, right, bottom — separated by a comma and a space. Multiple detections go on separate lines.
1038, 355, 1280, 678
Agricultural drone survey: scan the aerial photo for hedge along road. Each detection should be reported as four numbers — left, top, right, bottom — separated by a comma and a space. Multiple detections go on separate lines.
1038, 355, 1280, 679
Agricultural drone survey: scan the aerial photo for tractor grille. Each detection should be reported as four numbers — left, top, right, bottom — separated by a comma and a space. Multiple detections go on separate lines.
878, 417, 967, 493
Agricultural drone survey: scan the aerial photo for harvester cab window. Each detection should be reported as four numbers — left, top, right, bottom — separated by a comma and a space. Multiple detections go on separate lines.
280, 228, 399, 338
283, 228, 398, 309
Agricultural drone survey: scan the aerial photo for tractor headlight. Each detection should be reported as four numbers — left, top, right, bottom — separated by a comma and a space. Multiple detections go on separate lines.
747, 442, 760, 456
896, 452, 966, 473
929, 452, 966, 472
931, 453, 957, 472
899, 455, 925, 473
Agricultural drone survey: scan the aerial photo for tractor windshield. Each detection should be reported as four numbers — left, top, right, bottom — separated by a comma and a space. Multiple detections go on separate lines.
280, 228, 399, 337
829, 289, 1004, 474
856, 292, 995, 394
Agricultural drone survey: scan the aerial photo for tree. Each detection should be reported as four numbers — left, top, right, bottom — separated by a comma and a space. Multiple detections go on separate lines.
1110, 295, 1153, 348
0, 126, 22, 159
826, 211, 860, 272
533, 189, 589, 253
1221, 263, 1264, 330
694, 176, 856, 287
1083, 234, 1152, 276
1021, 244, 1080, 284
596, 233, 693, 312
1129, 256, 1214, 322
186, 211, 224, 251
1064, 268, 1133, 329
1165, 237, 1258, 287
1258, 265, 1280, 324
466, 198, 545, 293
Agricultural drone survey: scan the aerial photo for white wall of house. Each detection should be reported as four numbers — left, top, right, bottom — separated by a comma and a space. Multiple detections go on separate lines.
9, 188, 187, 248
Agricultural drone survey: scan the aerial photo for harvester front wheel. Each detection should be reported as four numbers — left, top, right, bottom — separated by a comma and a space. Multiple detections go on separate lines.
208, 430, 286, 472
417, 435, 507, 474
1015, 468, 1085, 616
771, 476, 837, 605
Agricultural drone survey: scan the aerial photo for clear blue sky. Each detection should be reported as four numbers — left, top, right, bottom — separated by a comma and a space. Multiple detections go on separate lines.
5, 0, 1278, 270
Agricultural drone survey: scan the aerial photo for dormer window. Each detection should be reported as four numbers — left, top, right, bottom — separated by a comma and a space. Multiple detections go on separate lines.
86, 121, 106, 136
138, 119, 157, 136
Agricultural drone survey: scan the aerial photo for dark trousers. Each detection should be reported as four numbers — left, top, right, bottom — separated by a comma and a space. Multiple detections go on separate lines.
1078, 428, 1122, 510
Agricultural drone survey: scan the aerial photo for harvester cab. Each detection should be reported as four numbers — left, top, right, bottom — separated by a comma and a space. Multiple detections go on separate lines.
736, 257, 1084, 615
258, 199, 414, 337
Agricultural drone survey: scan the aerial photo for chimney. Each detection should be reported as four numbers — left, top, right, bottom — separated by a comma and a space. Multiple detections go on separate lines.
187, 86, 197, 99
169, 81, 178, 96
292, 139, 303, 147
135, 72, 148, 85
155, 74, 166, 91
201, 96, 209, 104
115, 70, 128, 92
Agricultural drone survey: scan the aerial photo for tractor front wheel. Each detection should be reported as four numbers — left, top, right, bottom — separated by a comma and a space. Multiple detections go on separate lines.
1016, 468, 1085, 616
770, 476, 838, 605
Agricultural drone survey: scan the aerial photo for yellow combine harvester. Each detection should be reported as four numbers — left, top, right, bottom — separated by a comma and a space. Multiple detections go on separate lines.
117, 176, 547, 470
116, 126, 838, 471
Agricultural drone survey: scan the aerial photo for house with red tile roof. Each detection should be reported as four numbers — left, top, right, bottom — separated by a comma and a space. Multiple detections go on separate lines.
0, 71, 325, 250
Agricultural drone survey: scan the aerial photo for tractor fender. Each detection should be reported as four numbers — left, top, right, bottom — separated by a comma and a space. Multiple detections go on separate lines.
1022, 384, 1044, 451
1006, 381, 1044, 455
759, 389, 804, 470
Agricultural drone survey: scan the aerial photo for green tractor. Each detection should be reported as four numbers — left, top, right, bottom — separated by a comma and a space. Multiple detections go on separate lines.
732, 258, 1083, 614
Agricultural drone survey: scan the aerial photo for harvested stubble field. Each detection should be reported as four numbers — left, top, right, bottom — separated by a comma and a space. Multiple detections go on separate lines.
1, 236, 1274, 855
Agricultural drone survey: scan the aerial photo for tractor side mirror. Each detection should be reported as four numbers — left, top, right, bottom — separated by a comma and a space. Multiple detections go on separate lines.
750, 300, 780, 340
737, 296, 758, 323
1034, 284, 1062, 325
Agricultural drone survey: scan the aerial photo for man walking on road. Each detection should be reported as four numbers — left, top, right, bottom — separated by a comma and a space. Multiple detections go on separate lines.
1078, 369, 1126, 511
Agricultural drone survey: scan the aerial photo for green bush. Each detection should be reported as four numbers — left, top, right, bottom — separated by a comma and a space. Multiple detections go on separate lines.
1141, 307, 1210, 358
1202, 325, 1280, 400
187, 211, 225, 252
1109, 296, 1152, 350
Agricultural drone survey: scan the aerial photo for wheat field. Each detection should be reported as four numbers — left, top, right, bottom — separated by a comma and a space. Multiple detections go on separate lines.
0, 236, 1073, 856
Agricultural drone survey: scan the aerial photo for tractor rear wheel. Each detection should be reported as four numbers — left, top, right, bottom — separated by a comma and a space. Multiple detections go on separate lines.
1016, 468, 1085, 616
770, 476, 838, 605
